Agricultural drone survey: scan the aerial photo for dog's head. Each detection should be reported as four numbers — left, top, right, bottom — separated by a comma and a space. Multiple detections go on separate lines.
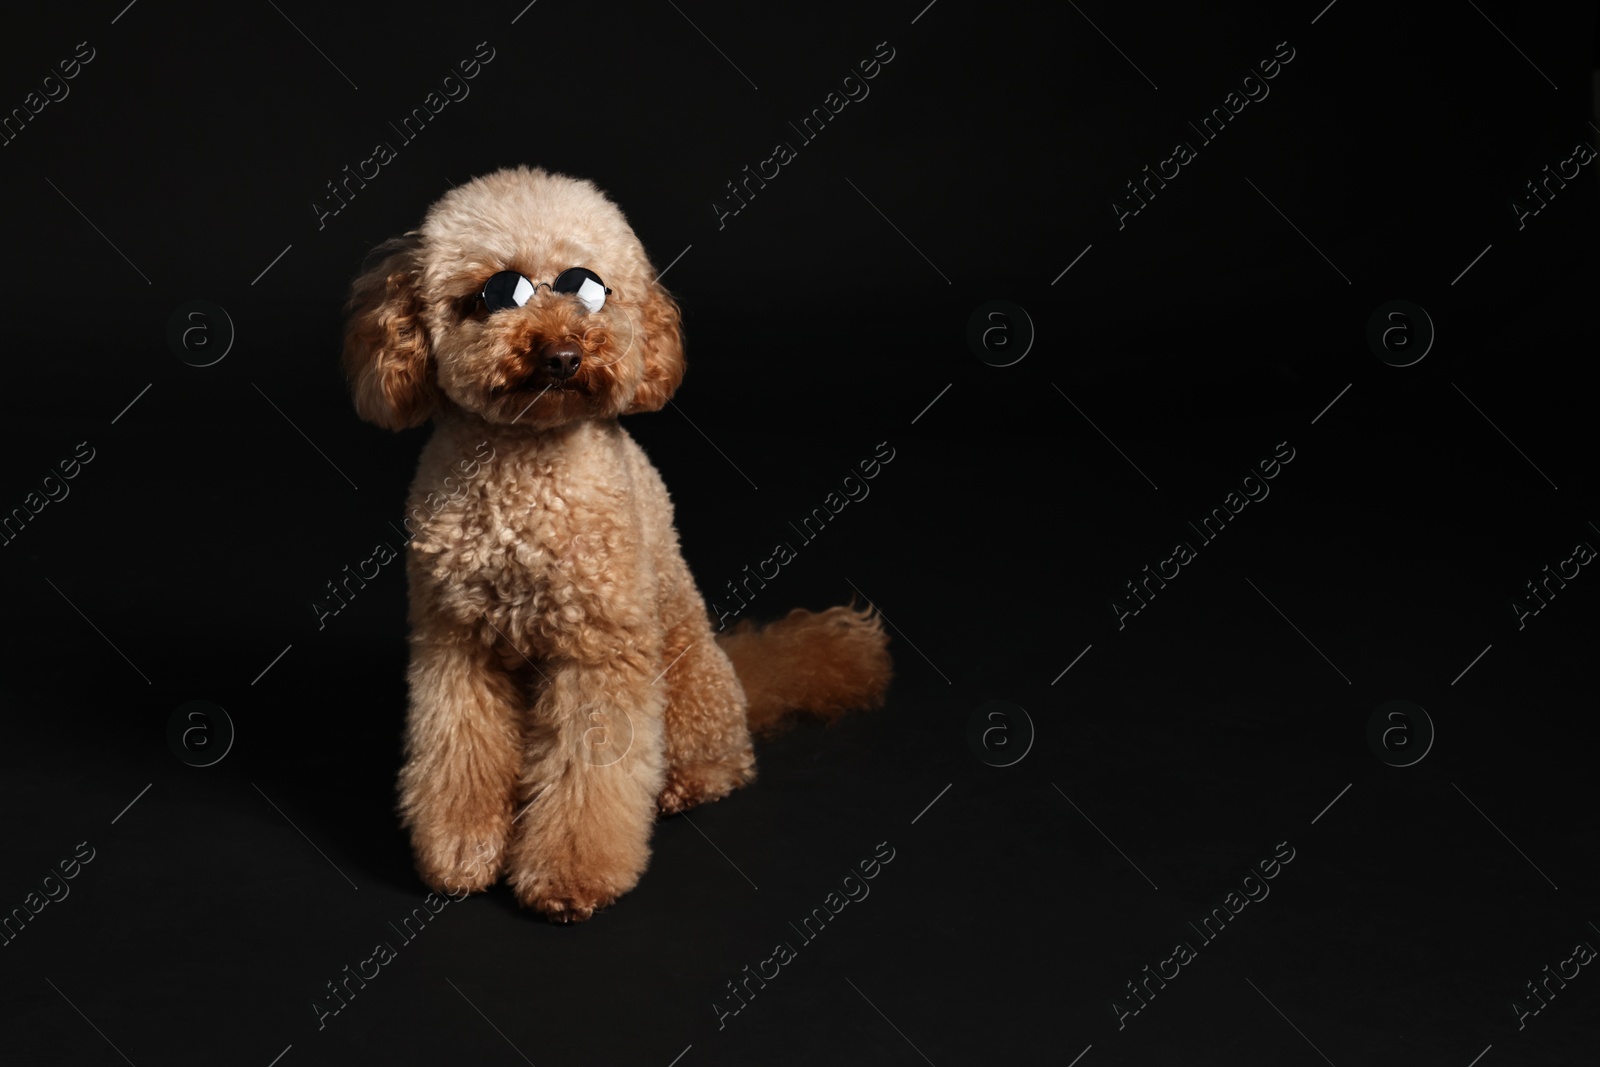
342, 166, 684, 431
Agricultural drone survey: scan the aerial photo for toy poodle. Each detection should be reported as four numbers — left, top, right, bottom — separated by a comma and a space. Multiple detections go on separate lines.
341, 166, 892, 921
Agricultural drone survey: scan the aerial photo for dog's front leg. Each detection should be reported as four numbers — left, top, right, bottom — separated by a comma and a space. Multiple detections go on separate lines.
398, 610, 525, 896
506, 656, 667, 922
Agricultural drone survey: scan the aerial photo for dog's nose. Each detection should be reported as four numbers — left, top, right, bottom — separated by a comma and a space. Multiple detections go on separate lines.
540, 341, 583, 380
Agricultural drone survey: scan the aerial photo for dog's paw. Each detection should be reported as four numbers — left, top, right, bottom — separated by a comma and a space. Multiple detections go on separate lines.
412, 829, 506, 897
657, 760, 755, 815
510, 872, 627, 923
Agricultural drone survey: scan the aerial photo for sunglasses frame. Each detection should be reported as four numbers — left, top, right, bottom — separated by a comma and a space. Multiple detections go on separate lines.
481, 267, 612, 312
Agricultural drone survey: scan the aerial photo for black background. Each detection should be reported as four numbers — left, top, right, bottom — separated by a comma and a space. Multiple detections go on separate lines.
2, 1, 1598, 1064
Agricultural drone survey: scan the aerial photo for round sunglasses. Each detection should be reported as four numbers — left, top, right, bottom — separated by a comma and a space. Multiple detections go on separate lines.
481, 267, 611, 314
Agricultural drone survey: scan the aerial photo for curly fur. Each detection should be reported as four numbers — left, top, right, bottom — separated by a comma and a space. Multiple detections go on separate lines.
342, 166, 892, 922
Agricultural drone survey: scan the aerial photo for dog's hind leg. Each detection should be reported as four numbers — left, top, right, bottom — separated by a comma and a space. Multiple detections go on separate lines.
656, 616, 757, 815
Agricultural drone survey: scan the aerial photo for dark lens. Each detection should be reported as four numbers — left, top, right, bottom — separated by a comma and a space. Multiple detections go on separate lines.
551, 267, 609, 312
482, 270, 534, 312
551, 267, 606, 293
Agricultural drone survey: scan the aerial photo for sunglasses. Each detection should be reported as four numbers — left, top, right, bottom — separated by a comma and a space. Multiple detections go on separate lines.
481, 267, 611, 314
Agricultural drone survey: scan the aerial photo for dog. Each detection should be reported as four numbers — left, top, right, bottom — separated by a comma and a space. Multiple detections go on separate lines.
341, 166, 892, 921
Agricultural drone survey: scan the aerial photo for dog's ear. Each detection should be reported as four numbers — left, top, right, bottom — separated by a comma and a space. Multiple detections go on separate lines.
343, 234, 437, 430
625, 280, 685, 413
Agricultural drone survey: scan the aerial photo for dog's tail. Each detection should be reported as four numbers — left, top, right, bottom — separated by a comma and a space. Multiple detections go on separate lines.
715, 604, 893, 734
